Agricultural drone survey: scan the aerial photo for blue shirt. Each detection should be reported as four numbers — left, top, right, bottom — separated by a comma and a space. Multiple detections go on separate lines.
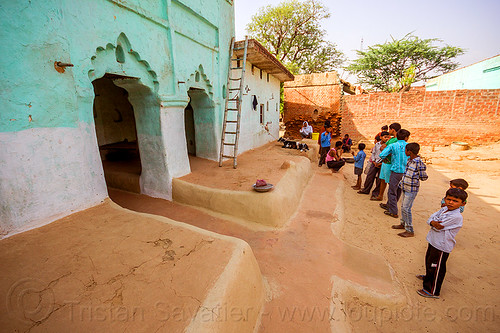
379, 140, 409, 173
354, 150, 366, 169
320, 132, 331, 148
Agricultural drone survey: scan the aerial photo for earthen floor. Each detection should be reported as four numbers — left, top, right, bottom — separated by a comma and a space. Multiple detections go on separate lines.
110, 146, 395, 332
1, 142, 396, 332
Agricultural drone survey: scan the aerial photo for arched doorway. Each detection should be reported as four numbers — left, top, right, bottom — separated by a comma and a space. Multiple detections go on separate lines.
88, 33, 171, 199
185, 87, 217, 161
92, 74, 141, 193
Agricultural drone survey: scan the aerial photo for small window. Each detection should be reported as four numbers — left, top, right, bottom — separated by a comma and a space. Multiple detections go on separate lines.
260, 69, 263, 79
237, 60, 241, 68
260, 104, 264, 124
276, 103, 279, 112
252, 65, 255, 75
267, 101, 269, 111
267, 73, 270, 82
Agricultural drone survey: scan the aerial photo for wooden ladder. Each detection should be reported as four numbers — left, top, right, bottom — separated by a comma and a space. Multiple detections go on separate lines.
219, 36, 249, 168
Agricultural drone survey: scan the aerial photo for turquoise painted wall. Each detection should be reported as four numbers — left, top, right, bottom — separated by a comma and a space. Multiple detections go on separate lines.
0, 0, 234, 235
426, 55, 500, 91
0, 0, 234, 133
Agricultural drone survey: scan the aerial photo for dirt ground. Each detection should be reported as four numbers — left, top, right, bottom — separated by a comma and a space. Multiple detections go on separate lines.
112, 140, 500, 332
3, 139, 498, 332
338, 142, 500, 332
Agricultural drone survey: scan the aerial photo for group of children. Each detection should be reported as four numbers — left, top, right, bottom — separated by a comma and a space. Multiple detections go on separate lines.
317, 122, 469, 299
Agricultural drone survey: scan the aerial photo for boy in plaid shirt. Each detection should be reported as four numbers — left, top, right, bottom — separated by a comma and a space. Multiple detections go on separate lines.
392, 143, 428, 237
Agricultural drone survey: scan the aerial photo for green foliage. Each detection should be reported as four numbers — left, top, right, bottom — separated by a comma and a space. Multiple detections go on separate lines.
346, 34, 465, 92
246, 0, 345, 74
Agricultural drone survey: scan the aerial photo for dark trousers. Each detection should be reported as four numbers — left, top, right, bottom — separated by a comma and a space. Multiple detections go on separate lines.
423, 244, 450, 296
327, 160, 345, 171
360, 163, 380, 195
319, 146, 330, 166
387, 172, 403, 215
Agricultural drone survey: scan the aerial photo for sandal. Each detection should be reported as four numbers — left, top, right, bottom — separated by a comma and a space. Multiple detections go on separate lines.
384, 211, 398, 218
370, 197, 382, 201
379, 203, 388, 209
416, 275, 425, 281
417, 289, 439, 299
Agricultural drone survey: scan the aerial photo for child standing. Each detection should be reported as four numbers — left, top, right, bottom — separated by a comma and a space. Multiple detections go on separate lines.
417, 188, 468, 299
441, 179, 468, 213
378, 129, 411, 218
372, 122, 401, 201
392, 143, 428, 237
351, 143, 366, 190
318, 126, 332, 167
358, 131, 391, 196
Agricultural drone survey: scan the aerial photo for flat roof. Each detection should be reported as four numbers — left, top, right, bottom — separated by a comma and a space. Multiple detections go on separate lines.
234, 39, 295, 82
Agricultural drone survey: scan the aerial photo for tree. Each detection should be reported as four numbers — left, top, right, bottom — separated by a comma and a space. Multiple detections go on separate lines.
346, 34, 465, 92
246, 0, 345, 74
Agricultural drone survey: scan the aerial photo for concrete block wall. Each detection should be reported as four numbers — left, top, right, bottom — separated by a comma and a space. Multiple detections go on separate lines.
341, 88, 500, 145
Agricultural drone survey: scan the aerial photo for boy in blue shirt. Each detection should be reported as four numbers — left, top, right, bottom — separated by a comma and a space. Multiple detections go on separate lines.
351, 143, 366, 190
319, 126, 332, 167
378, 129, 411, 218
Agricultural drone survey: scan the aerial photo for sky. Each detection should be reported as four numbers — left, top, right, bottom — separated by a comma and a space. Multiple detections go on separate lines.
234, 0, 500, 83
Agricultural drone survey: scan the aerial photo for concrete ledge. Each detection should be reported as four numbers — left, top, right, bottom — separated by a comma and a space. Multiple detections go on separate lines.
172, 157, 313, 227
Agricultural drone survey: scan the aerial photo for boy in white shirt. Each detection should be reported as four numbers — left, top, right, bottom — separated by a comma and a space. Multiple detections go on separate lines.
416, 188, 468, 299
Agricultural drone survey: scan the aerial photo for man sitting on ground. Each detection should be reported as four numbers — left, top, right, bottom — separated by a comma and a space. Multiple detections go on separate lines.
299, 121, 313, 139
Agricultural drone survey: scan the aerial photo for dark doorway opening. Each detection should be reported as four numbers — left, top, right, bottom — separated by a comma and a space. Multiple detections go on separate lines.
184, 102, 196, 156
92, 74, 141, 193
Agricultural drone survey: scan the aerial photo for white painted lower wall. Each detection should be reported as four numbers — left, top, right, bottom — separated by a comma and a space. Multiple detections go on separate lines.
0, 123, 108, 238
0, 103, 198, 239
229, 61, 281, 156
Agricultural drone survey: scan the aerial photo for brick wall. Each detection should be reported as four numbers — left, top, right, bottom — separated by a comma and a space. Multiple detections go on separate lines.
341, 88, 500, 145
283, 72, 342, 138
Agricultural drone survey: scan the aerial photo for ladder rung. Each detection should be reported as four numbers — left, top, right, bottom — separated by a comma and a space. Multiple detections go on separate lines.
226, 120, 238, 123
231, 67, 243, 70
225, 131, 237, 134
232, 58, 244, 61
222, 154, 235, 158
229, 78, 241, 81
233, 47, 244, 50
224, 143, 236, 146
227, 108, 238, 111
228, 88, 240, 91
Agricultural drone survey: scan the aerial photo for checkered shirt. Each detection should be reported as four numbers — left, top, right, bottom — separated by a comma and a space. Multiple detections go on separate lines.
399, 156, 428, 192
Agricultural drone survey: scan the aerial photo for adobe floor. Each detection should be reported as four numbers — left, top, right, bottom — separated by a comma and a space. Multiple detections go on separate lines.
0, 141, 397, 333
109, 141, 397, 332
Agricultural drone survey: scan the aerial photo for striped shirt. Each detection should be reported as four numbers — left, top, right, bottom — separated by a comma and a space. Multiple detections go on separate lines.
378, 140, 409, 173
399, 156, 428, 192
